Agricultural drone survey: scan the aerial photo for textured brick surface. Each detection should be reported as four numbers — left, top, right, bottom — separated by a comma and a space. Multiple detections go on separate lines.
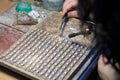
0, 25, 24, 54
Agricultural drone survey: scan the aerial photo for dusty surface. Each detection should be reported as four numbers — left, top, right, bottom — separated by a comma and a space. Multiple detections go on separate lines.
36, 12, 95, 47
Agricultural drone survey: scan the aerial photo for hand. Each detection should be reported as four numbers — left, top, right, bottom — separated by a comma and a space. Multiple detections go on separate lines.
98, 55, 120, 80
62, 0, 79, 18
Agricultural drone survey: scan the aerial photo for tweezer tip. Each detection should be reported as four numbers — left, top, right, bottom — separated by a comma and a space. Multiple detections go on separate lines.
61, 35, 69, 40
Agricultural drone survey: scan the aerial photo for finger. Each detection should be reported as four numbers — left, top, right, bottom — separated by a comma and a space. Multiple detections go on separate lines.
63, 0, 74, 8
98, 55, 104, 64
62, 0, 78, 15
67, 10, 79, 18
62, 0, 78, 16
63, 0, 76, 8
98, 54, 108, 65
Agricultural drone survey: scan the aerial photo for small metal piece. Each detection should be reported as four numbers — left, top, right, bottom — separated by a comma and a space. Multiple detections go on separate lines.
82, 21, 96, 36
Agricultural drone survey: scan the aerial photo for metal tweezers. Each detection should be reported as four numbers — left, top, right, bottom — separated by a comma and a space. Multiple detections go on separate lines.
59, 13, 68, 37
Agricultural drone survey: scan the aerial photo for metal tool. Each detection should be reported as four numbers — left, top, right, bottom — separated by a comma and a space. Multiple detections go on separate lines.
59, 13, 68, 37
61, 28, 91, 40
61, 21, 96, 40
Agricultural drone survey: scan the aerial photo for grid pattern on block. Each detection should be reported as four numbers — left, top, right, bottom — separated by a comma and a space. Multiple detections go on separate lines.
0, 28, 91, 80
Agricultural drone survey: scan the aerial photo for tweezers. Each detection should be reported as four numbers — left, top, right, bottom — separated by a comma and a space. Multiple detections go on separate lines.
59, 13, 68, 37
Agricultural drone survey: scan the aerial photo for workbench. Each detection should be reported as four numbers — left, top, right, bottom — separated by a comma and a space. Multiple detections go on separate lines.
0, 0, 50, 79
0, 0, 98, 80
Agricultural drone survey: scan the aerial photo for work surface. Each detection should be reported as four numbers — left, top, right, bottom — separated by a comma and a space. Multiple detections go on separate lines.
0, 1, 27, 79
0, 0, 16, 14
0, 1, 96, 80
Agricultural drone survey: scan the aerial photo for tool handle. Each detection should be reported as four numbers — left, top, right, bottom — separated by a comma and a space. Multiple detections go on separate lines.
68, 32, 83, 38
59, 13, 68, 36
63, 13, 68, 21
